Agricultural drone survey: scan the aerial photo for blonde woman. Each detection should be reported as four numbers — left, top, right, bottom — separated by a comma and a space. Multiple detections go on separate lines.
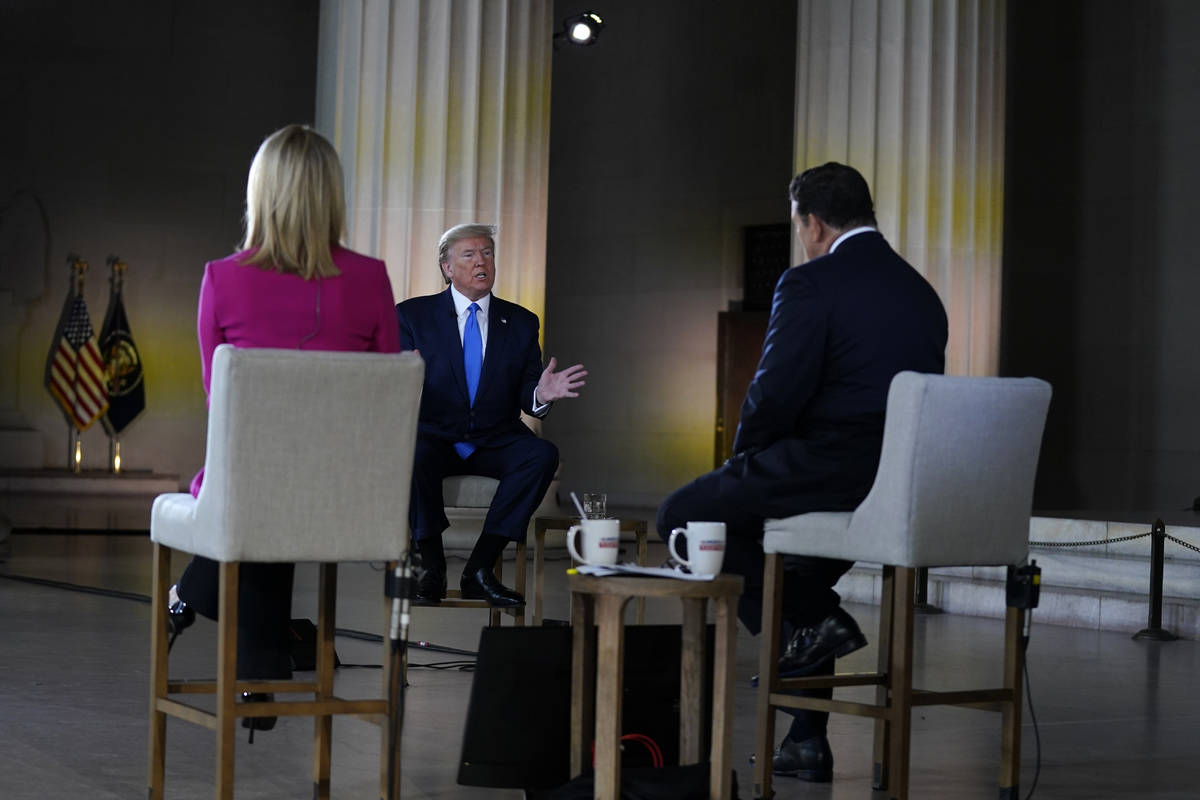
169, 124, 400, 733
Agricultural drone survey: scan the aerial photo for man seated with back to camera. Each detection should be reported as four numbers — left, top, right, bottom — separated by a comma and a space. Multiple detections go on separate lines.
657, 162, 948, 781
396, 224, 586, 607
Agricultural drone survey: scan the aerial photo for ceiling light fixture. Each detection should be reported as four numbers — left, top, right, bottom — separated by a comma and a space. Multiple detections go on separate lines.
555, 11, 605, 48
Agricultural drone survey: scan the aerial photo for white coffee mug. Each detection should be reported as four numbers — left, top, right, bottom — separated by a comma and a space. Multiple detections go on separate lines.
668, 521, 726, 576
567, 518, 621, 566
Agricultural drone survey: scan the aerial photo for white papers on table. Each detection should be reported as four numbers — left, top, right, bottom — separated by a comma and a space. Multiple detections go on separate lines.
574, 563, 716, 581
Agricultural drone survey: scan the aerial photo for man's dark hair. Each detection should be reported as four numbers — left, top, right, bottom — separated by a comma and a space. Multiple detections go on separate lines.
788, 162, 877, 230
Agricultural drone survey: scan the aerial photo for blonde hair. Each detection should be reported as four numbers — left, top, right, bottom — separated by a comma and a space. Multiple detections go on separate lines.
240, 124, 346, 279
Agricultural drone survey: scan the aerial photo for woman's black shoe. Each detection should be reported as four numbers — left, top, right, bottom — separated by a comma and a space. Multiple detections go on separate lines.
240, 692, 277, 743
166, 592, 195, 651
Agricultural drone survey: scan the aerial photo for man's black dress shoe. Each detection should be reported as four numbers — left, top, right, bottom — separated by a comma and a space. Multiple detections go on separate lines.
414, 567, 447, 605
771, 734, 833, 781
460, 568, 525, 608
777, 607, 867, 676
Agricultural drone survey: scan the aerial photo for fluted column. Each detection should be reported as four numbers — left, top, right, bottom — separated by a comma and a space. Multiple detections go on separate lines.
794, 0, 1006, 376
316, 0, 554, 317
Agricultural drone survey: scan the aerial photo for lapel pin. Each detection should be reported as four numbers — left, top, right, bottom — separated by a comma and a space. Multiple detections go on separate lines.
501, 317, 507, 324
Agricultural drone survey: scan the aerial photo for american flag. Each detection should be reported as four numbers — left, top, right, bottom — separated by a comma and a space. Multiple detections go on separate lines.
47, 293, 109, 430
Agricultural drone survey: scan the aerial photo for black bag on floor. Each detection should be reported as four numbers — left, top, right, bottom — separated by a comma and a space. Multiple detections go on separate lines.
546, 763, 739, 800
459, 625, 717, 791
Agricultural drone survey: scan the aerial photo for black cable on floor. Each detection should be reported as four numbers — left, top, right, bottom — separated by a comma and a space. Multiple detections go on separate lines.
407, 660, 476, 672
0, 571, 477, 660
1022, 644, 1041, 800
0, 571, 150, 603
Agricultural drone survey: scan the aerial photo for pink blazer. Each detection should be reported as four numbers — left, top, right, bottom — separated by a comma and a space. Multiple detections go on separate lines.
190, 245, 401, 496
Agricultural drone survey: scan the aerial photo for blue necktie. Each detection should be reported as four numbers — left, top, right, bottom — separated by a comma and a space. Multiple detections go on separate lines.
455, 302, 482, 459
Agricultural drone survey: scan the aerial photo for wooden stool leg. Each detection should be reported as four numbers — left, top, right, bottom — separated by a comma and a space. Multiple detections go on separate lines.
888, 567, 916, 800
489, 557, 503, 627
873, 565, 896, 790
635, 525, 648, 624
514, 538, 527, 626
569, 592, 595, 777
753, 552, 785, 800
1000, 606, 1024, 796
534, 527, 546, 625
215, 561, 239, 800
593, 594, 629, 800
380, 561, 403, 800
313, 564, 337, 799
680, 597, 706, 764
709, 595, 737, 800
147, 543, 171, 800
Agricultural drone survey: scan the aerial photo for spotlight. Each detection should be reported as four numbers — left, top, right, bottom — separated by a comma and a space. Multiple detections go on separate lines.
555, 11, 605, 47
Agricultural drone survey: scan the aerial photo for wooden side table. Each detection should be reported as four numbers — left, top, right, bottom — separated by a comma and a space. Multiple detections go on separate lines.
532, 516, 649, 625
568, 573, 743, 800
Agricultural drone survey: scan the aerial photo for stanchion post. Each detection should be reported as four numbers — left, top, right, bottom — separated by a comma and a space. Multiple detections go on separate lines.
1133, 518, 1178, 642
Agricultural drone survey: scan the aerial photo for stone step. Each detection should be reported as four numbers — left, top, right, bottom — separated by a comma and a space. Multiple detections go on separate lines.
832, 514, 1200, 641
834, 563, 1199, 640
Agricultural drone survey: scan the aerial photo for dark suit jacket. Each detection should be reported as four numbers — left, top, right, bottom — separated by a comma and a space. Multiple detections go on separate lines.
396, 289, 545, 449
732, 231, 948, 516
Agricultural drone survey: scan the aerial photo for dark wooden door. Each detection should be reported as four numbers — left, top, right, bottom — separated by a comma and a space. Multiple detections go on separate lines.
715, 311, 769, 467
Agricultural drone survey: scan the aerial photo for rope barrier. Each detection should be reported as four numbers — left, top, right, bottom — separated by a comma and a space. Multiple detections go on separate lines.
914, 518, 1197, 638
1023, 518, 1197, 642
1165, 533, 1200, 555
1028, 531, 1152, 548
1029, 525, 1200, 554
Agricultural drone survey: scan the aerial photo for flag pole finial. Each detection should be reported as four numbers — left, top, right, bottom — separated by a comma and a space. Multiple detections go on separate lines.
107, 255, 126, 291
68, 255, 87, 292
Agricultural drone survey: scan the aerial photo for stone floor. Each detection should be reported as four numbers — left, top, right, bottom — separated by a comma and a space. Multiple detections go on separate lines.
1, 529, 1198, 799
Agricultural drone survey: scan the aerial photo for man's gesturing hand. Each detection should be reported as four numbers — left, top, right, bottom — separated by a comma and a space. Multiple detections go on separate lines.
536, 357, 587, 404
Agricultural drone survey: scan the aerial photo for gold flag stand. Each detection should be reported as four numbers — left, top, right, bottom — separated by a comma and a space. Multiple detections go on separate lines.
69, 427, 81, 473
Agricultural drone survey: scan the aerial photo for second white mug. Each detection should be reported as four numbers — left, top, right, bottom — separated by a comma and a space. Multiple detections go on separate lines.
668, 521, 726, 576
567, 518, 621, 566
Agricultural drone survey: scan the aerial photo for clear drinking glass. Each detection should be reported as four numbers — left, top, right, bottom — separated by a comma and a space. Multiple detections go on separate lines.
582, 492, 608, 519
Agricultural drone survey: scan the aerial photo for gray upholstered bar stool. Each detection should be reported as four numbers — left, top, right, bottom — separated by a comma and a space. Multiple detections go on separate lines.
438, 474, 530, 626
148, 345, 424, 800
753, 371, 1051, 800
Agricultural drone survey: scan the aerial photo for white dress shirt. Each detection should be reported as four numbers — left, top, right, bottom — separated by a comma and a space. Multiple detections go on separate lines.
449, 285, 491, 354
829, 226, 877, 253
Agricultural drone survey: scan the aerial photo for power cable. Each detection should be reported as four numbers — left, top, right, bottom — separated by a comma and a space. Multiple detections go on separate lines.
0, 571, 477, 664
1022, 641, 1041, 800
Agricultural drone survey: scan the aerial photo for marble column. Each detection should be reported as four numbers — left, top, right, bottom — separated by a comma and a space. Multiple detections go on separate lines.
794, 0, 1006, 376
316, 0, 554, 318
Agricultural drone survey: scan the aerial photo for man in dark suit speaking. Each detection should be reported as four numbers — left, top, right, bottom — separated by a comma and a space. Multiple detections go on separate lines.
657, 163, 948, 781
397, 223, 586, 608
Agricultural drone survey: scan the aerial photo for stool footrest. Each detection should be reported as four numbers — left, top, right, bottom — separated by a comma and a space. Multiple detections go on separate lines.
166, 678, 320, 694
767, 692, 888, 719
437, 594, 524, 615
155, 695, 389, 728
777, 671, 883, 691
155, 697, 218, 730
